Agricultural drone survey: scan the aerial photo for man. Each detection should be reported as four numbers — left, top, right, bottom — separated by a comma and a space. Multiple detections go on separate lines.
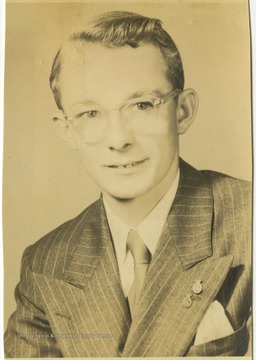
4, 11, 251, 357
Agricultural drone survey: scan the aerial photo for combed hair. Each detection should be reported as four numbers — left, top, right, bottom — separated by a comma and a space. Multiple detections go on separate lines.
50, 11, 184, 110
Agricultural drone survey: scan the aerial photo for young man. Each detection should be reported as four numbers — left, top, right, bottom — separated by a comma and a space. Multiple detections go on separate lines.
5, 11, 251, 357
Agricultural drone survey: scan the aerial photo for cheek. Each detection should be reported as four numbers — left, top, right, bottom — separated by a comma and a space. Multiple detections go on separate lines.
78, 146, 101, 174
146, 130, 178, 160
157, 134, 178, 172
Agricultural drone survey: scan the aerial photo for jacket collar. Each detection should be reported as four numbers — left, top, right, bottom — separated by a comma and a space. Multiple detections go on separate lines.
62, 196, 114, 286
169, 158, 213, 269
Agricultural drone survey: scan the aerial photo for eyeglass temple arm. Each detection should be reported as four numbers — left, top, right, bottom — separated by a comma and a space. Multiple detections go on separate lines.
161, 89, 182, 104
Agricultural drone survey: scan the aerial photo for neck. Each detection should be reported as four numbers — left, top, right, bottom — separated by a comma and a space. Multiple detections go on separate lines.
103, 159, 179, 228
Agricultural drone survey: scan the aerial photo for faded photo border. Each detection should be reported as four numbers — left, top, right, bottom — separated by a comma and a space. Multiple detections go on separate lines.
0, 0, 254, 358
0, 0, 5, 357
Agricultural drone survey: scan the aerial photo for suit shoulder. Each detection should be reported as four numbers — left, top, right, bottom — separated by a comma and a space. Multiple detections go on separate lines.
201, 169, 251, 233
201, 169, 251, 204
201, 170, 251, 265
180, 159, 251, 203
22, 199, 101, 275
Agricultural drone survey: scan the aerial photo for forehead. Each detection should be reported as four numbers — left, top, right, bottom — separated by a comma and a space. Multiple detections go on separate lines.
58, 42, 171, 108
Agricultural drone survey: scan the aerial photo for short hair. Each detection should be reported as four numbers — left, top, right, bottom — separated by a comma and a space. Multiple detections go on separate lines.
50, 11, 184, 110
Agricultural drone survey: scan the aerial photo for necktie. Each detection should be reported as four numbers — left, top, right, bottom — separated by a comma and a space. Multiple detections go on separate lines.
127, 229, 151, 318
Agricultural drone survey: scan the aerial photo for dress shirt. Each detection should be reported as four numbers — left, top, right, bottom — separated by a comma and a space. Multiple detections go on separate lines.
103, 170, 180, 297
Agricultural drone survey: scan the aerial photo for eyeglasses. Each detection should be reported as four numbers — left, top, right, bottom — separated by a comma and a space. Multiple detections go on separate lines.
54, 88, 181, 143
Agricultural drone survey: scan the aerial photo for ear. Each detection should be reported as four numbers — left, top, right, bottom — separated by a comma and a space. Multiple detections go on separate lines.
53, 113, 78, 149
175, 89, 198, 135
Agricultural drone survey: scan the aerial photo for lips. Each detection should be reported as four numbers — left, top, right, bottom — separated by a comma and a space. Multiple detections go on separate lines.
104, 159, 147, 169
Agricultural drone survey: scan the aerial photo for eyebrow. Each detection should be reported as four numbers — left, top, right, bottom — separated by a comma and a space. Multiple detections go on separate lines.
69, 100, 98, 113
127, 89, 166, 99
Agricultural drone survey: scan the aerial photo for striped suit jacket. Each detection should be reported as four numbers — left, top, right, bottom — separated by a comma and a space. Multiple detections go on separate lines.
4, 159, 251, 357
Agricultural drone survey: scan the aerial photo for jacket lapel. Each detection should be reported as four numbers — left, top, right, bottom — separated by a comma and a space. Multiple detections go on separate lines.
34, 198, 131, 357
122, 159, 234, 356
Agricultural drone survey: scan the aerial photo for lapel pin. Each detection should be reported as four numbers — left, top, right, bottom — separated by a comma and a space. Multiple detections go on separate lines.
192, 280, 203, 295
182, 294, 193, 308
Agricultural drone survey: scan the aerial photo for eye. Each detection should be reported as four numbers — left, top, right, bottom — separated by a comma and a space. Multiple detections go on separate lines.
76, 110, 99, 119
135, 101, 154, 111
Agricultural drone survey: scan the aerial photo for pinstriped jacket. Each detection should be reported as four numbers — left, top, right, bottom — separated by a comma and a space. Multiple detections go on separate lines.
4, 159, 251, 357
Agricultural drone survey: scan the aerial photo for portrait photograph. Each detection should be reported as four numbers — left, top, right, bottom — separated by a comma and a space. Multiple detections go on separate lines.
2, 0, 252, 358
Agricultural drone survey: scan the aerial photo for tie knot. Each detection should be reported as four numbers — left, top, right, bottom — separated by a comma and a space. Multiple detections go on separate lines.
127, 229, 151, 265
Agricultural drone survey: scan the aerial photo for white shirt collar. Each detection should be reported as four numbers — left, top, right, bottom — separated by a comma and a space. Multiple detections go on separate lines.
104, 201, 131, 267
103, 170, 180, 270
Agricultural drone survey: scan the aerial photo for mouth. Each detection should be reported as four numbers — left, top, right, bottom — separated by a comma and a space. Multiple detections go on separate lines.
104, 159, 147, 169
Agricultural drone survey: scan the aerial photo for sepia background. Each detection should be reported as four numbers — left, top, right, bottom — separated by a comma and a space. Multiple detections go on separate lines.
3, 0, 251, 329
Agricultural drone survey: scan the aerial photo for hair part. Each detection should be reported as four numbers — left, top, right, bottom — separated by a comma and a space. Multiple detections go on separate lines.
50, 11, 184, 110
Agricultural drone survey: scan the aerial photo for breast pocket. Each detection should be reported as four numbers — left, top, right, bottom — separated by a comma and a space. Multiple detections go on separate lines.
186, 322, 249, 356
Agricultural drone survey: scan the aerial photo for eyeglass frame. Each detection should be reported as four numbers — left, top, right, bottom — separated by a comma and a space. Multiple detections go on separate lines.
53, 88, 182, 142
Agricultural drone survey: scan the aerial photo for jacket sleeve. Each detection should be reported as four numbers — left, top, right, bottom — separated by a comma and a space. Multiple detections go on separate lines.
4, 246, 63, 358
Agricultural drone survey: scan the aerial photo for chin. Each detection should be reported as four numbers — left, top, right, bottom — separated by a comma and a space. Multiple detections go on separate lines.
104, 184, 153, 201
107, 190, 140, 201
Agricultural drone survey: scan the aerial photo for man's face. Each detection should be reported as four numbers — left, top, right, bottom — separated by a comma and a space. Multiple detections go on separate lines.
59, 43, 180, 200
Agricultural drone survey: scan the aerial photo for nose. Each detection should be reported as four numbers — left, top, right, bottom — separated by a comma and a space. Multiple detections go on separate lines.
104, 111, 134, 152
